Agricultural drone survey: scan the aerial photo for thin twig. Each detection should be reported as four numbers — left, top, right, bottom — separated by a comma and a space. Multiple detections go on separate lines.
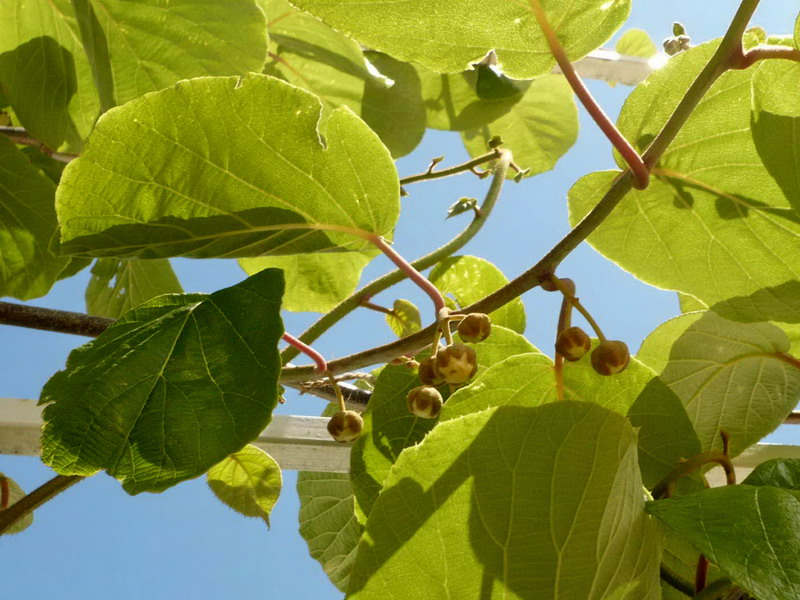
0, 474, 83, 535
0, 126, 77, 163
399, 150, 501, 185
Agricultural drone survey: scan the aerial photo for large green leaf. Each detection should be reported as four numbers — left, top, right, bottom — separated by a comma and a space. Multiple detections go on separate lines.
744, 458, 800, 490
0, 0, 96, 150
648, 485, 800, 600
0, 0, 268, 151
290, 0, 631, 80
348, 403, 661, 598
570, 41, 800, 323
262, 1, 424, 157
86, 258, 183, 319
56, 75, 400, 259
657, 312, 800, 458
240, 251, 372, 313
416, 66, 526, 131
206, 445, 282, 527
441, 348, 653, 421
40, 268, 284, 494
297, 470, 363, 592
751, 60, 800, 214
351, 326, 536, 522
0, 135, 70, 300
0, 473, 34, 535
429, 255, 525, 333
461, 74, 578, 179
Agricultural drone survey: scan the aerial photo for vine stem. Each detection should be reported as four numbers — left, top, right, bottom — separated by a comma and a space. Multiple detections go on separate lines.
364, 233, 446, 319
399, 150, 500, 185
281, 332, 327, 374
0, 126, 76, 163
281, 151, 511, 364
276, 0, 767, 380
550, 275, 606, 341
526, 0, 649, 190
734, 44, 800, 69
0, 474, 83, 535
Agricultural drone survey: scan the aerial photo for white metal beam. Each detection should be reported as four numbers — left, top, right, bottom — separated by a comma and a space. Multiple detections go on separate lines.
3, 398, 798, 477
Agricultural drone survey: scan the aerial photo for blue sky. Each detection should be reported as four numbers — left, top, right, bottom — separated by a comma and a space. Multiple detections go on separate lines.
2, 2, 799, 598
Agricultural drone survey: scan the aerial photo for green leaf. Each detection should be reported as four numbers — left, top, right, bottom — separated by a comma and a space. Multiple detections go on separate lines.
298, 470, 363, 592
207, 445, 282, 527
240, 251, 373, 313
348, 403, 661, 598
569, 170, 800, 324
0, 0, 96, 150
795, 12, 800, 48
429, 255, 526, 333
416, 66, 524, 131
658, 312, 800, 458
743, 458, 800, 490
0, 473, 34, 535
290, 0, 631, 80
361, 51, 426, 158
615, 28, 658, 58
636, 313, 703, 374
677, 292, 707, 314
56, 75, 400, 259
442, 347, 654, 421
21, 147, 67, 185
86, 258, 183, 319
72, 0, 115, 114
461, 74, 577, 179
0, 0, 268, 151
446, 197, 478, 219
0, 135, 70, 299
385, 299, 421, 338
263, 0, 370, 115
40, 268, 285, 494
351, 326, 536, 522
647, 485, 800, 600
751, 60, 800, 215
570, 41, 800, 323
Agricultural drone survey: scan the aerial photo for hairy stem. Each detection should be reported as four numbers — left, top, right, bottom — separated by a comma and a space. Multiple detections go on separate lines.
0, 474, 84, 535
281, 152, 511, 363
399, 150, 500, 185
695, 555, 709, 594
734, 44, 800, 69
651, 449, 735, 500
0, 301, 113, 337
282, 332, 327, 374
527, 0, 649, 189
660, 564, 695, 597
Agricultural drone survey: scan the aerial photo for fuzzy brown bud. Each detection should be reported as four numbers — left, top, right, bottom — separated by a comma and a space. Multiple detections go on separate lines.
555, 326, 592, 362
418, 357, 445, 386
434, 343, 478, 385
457, 313, 492, 343
327, 410, 364, 443
590, 340, 630, 376
406, 386, 443, 419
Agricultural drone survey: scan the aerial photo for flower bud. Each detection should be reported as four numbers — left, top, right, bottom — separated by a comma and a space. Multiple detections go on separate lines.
434, 343, 478, 385
457, 313, 492, 343
555, 326, 591, 362
590, 340, 630, 376
327, 410, 363, 443
418, 357, 445, 386
406, 385, 443, 419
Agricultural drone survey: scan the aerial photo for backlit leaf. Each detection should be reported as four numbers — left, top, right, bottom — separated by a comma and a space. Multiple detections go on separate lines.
207, 445, 282, 527
615, 28, 658, 58
56, 75, 400, 259
290, 0, 631, 80
349, 403, 661, 598
385, 299, 421, 338
0, 473, 34, 535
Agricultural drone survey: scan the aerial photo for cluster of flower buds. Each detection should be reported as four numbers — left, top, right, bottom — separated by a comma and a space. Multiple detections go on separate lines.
405, 312, 492, 419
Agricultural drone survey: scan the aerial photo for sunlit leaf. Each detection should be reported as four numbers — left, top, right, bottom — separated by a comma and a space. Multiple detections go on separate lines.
349, 403, 661, 598
429, 255, 526, 333
56, 75, 400, 259
648, 485, 800, 600
40, 268, 284, 494
385, 299, 421, 338
461, 74, 577, 179
0, 135, 70, 300
86, 258, 183, 319
615, 28, 658, 58
0, 473, 34, 535
290, 0, 631, 80
240, 251, 373, 313
207, 445, 282, 527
